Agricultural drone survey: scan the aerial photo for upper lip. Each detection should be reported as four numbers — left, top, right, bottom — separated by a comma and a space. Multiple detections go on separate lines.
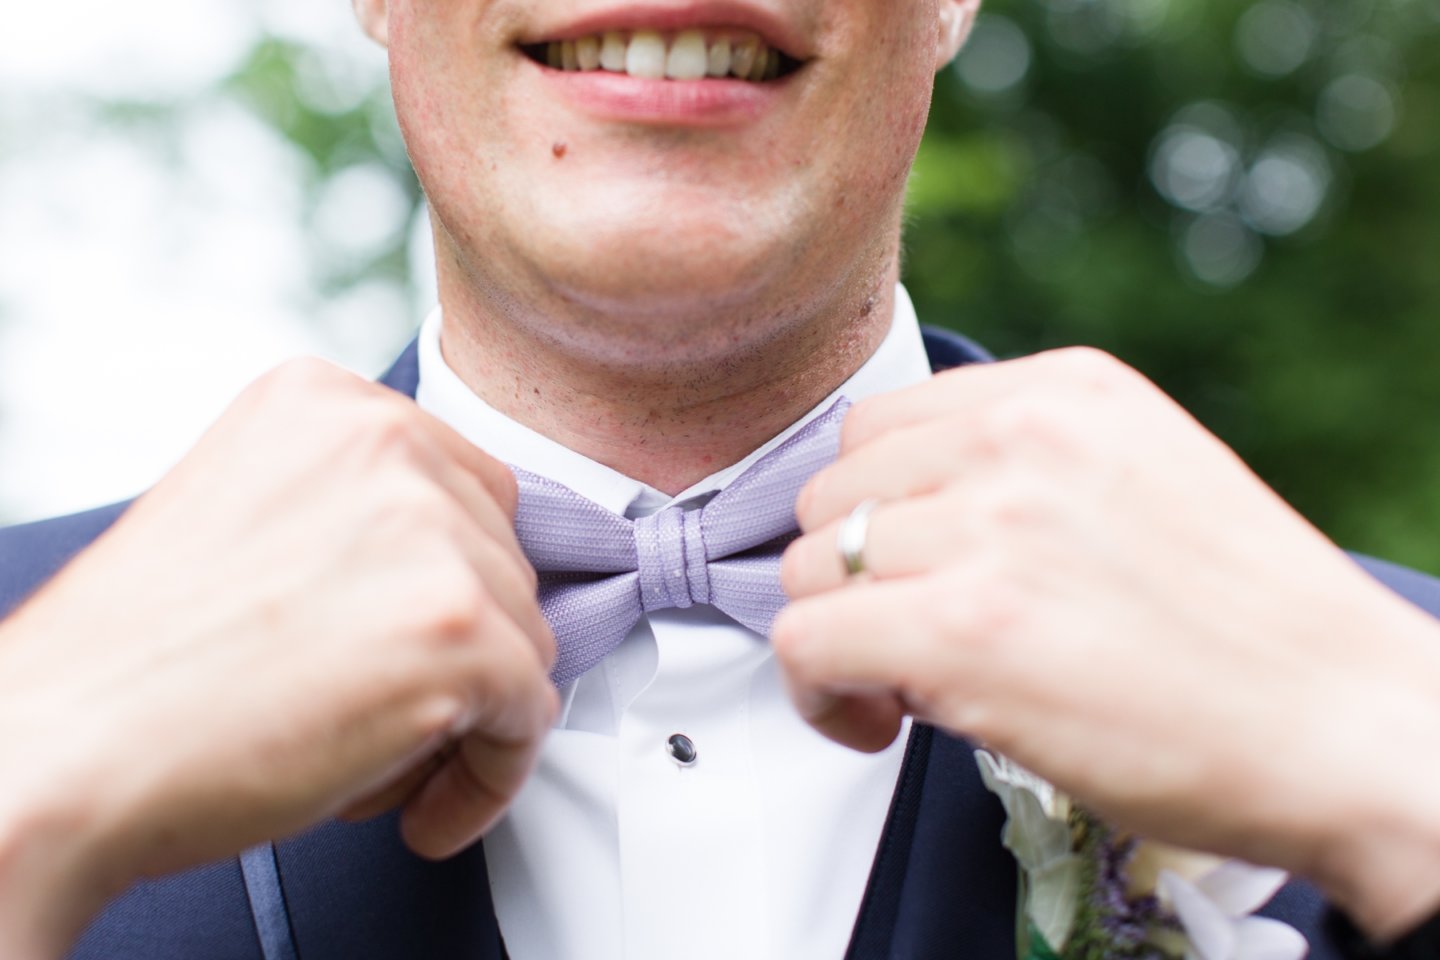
517, 1, 814, 61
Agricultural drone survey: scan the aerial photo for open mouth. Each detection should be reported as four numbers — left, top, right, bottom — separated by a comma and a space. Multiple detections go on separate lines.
520, 29, 805, 83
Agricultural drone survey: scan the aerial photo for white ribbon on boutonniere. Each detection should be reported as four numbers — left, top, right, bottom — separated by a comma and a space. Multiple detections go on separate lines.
976, 751, 1309, 960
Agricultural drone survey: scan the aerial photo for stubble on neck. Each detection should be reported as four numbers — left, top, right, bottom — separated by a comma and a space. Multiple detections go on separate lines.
435, 258, 899, 496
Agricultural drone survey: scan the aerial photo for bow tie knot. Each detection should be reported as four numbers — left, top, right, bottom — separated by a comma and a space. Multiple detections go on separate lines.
636, 506, 713, 613
513, 398, 850, 686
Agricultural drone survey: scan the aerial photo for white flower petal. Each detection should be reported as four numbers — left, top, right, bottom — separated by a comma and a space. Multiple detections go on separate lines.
977, 751, 1073, 870
1027, 855, 1085, 951
1231, 916, 1309, 960
976, 751, 1014, 802
1195, 861, 1290, 917
1161, 869, 1237, 960
1003, 789, 1075, 870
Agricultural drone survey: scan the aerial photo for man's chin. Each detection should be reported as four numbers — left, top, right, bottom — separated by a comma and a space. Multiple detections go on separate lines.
528, 231, 793, 320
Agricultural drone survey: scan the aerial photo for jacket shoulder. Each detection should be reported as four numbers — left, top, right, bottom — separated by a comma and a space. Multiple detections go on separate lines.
0, 502, 131, 619
1353, 553, 1440, 619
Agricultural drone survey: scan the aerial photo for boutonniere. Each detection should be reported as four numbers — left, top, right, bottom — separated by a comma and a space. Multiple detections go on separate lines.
976, 751, 1309, 960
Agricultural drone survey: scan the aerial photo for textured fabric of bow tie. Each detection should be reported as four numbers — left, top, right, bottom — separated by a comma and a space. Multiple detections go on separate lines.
513, 398, 850, 686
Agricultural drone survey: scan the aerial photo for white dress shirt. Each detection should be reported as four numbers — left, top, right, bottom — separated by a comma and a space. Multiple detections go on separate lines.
415, 287, 934, 960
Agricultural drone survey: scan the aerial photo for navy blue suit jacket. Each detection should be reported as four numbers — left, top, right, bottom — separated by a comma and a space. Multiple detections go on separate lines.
3, 327, 1438, 960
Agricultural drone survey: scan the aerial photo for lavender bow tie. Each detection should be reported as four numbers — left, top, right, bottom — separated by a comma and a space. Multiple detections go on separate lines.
514, 398, 850, 686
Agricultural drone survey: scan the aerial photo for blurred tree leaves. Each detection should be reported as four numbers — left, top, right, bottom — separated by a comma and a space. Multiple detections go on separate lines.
908, 0, 1440, 572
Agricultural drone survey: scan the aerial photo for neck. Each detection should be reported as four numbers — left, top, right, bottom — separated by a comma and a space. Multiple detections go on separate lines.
436, 266, 898, 495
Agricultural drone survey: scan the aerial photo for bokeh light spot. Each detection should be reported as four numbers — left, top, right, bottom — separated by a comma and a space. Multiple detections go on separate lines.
1181, 212, 1264, 287
956, 16, 1034, 97
1317, 74, 1398, 152
1235, 0, 1317, 77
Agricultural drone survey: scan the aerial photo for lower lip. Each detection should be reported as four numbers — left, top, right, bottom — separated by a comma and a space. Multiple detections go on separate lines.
531, 63, 791, 127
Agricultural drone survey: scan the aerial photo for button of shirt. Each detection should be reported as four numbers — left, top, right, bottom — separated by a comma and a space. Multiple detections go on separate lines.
667, 733, 698, 766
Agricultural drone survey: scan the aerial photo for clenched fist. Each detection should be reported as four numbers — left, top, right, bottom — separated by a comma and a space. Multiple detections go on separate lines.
0, 360, 556, 960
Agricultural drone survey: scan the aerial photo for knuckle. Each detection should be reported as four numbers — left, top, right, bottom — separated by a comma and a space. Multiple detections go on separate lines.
971, 480, 1053, 532
375, 474, 455, 533
417, 567, 491, 646
931, 563, 1020, 648
1046, 346, 1133, 393
979, 394, 1077, 456
364, 401, 426, 457
476, 631, 552, 711
250, 357, 351, 403
409, 693, 471, 742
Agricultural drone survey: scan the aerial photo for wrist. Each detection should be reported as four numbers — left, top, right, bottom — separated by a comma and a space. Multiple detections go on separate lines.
0, 781, 116, 960
1320, 808, 1440, 942
0, 624, 134, 959
1309, 607, 1440, 941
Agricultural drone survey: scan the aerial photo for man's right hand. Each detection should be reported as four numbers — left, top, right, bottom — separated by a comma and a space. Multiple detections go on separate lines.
0, 359, 556, 960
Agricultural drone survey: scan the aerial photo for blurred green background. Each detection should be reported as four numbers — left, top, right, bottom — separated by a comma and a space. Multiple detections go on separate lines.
14, 0, 1440, 571
907, 0, 1440, 574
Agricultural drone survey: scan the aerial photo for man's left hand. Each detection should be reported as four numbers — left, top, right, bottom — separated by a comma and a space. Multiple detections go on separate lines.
774, 347, 1440, 908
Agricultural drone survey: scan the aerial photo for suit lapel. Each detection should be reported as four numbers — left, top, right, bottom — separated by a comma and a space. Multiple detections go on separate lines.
271, 816, 505, 960
842, 327, 1018, 959
378, 339, 421, 398
844, 728, 1019, 960
271, 326, 1000, 960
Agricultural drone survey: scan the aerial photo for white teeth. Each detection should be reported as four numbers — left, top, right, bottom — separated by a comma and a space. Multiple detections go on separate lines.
731, 36, 759, 78
576, 35, 601, 70
600, 31, 627, 71
626, 30, 667, 79
542, 30, 785, 82
707, 38, 732, 77
666, 30, 709, 80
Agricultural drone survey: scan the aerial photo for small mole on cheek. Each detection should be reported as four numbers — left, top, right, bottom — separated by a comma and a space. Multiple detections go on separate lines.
552, 141, 568, 159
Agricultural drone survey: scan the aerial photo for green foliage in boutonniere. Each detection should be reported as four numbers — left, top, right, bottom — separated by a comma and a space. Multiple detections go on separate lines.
977, 751, 1307, 960
1064, 811, 1174, 960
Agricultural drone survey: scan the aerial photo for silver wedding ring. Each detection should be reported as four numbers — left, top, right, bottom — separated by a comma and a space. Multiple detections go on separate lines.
837, 499, 880, 579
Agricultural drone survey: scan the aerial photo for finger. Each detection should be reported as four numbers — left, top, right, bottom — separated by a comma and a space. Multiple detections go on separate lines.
783, 686, 907, 754
840, 348, 1132, 454
339, 747, 450, 823
840, 359, 1032, 453
455, 532, 555, 669
407, 402, 521, 516
402, 619, 558, 859
418, 458, 552, 665
797, 418, 966, 532
432, 456, 533, 576
773, 578, 948, 737
400, 726, 543, 859
783, 492, 964, 600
